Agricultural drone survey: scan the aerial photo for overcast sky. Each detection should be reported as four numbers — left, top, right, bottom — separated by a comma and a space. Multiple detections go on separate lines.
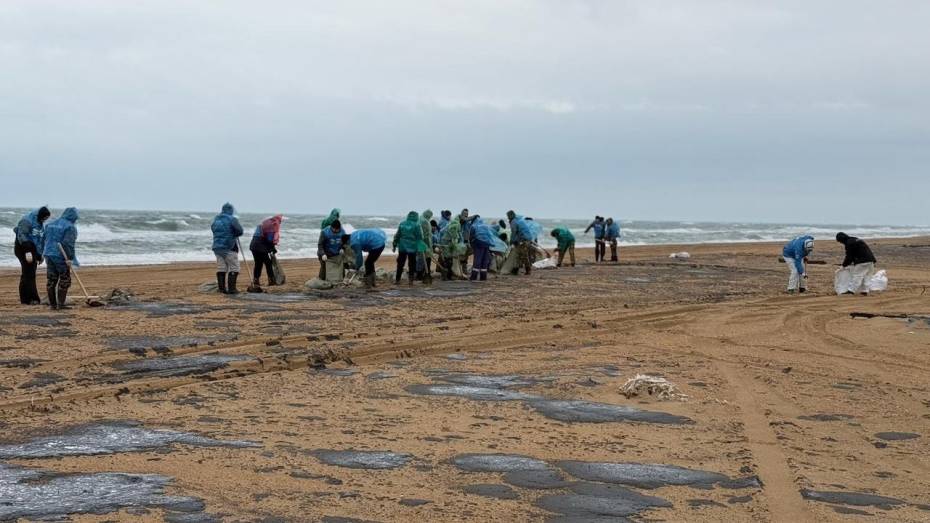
1, 1, 928, 224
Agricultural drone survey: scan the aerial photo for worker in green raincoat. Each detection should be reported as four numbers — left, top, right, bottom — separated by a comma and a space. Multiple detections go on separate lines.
550, 227, 576, 267
317, 208, 341, 279
392, 211, 424, 285
438, 219, 466, 280
418, 209, 434, 281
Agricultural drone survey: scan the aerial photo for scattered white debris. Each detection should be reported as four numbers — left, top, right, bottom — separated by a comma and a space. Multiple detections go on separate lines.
621, 374, 688, 401
669, 252, 691, 260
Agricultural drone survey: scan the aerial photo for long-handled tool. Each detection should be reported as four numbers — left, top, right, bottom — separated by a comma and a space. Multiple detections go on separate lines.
58, 244, 105, 307
237, 239, 263, 293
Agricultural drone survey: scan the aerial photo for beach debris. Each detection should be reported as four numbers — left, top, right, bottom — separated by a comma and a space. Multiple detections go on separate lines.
669, 252, 691, 260
621, 374, 688, 401
532, 257, 558, 270
104, 288, 135, 304
305, 278, 335, 290
112, 354, 252, 379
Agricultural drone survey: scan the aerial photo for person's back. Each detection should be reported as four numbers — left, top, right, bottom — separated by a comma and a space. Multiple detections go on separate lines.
212, 203, 243, 255
394, 212, 422, 252
42, 208, 80, 309
43, 208, 80, 264
510, 215, 532, 244
782, 235, 813, 293
836, 233, 876, 266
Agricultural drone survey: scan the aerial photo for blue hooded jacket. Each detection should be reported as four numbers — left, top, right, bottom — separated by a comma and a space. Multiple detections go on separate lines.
42, 208, 80, 268
471, 221, 497, 247
782, 235, 814, 274
319, 225, 345, 257
14, 209, 46, 249
605, 221, 621, 241
350, 229, 387, 268
585, 219, 605, 239
211, 203, 244, 255
510, 215, 533, 244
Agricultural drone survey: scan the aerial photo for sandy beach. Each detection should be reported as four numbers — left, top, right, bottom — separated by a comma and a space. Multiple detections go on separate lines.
1, 238, 928, 522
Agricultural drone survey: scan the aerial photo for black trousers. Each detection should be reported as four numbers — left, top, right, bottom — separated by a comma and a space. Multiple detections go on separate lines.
365, 246, 384, 276
14, 242, 41, 304
595, 240, 606, 262
395, 250, 416, 282
251, 250, 275, 283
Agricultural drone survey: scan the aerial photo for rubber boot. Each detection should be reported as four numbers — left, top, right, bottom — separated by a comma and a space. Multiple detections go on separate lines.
480, 271, 487, 281
57, 287, 70, 310
364, 273, 376, 289
216, 272, 227, 294
227, 272, 239, 294
47, 286, 58, 310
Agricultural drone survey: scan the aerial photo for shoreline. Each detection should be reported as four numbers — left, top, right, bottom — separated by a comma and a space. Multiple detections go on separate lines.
2, 235, 927, 275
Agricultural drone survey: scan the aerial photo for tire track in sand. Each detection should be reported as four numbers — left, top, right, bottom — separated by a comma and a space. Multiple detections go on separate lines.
716, 360, 809, 522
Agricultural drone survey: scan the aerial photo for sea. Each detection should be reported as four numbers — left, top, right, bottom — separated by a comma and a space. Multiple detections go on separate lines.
2, 207, 928, 267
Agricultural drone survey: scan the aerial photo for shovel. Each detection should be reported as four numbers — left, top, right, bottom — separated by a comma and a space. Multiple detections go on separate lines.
238, 239, 264, 293
57, 244, 105, 307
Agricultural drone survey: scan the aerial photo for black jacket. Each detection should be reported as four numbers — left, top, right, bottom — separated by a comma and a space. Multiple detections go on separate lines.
839, 235, 876, 267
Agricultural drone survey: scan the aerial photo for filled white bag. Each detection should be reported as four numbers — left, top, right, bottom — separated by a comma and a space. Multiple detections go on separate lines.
834, 267, 853, 295
867, 270, 888, 292
532, 257, 558, 270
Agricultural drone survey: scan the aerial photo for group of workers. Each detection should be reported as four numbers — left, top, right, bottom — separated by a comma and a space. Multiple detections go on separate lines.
782, 233, 878, 295
209, 206, 571, 293
9, 205, 882, 308
584, 216, 622, 263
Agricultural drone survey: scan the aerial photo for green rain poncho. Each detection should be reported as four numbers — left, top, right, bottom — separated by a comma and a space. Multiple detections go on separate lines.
321, 208, 341, 228
420, 209, 434, 251
440, 219, 467, 257
551, 227, 575, 251
393, 211, 425, 253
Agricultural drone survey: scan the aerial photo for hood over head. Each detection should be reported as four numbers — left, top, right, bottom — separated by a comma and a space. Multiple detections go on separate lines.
37, 206, 51, 222
506, 210, 516, 221
422, 209, 433, 220
836, 232, 850, 243
221, 203, 235, 215
61, 207, 79, 223
406, 211, 419, 222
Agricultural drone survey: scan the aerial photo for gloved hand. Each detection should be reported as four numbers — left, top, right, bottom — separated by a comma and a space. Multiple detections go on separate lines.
321, 255, 327, 262
339, 249, 345, 255
392, 246, 397, 253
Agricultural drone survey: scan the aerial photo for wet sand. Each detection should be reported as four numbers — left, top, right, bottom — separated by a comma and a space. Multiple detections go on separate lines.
1, 239, 929, 522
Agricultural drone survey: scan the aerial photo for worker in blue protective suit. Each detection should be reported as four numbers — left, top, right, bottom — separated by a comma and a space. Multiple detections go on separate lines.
585, 216, 607, 262
782, 235, 814, 293
12, 206, 51, 305
350, 228, 387, 288
437, 210, 452, 232
317, 219, 346, 280
507, 210, 533, 275
605, 218, 621, 262
40, 207, 79, 310
469, 220, 498, 281
211, 203, 244, 294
